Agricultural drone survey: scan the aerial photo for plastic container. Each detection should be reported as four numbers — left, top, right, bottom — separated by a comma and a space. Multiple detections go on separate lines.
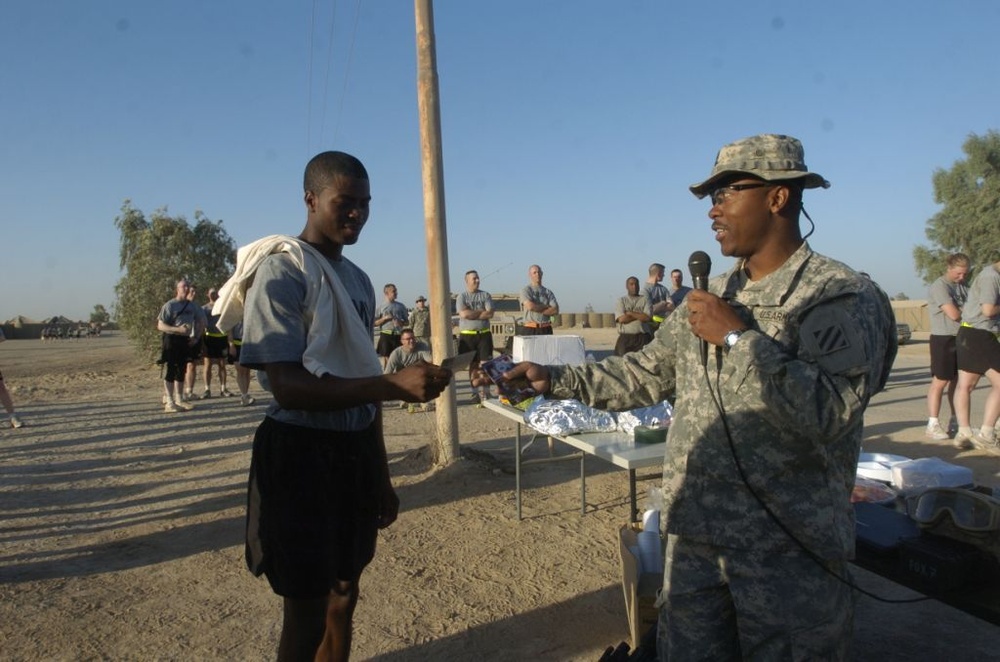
890, 457, 974, 492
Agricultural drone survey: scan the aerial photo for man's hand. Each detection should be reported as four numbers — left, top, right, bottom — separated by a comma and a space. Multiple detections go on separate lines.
471, 361, 551, 395
386, 362, 453, 402
685, 290, 746, 346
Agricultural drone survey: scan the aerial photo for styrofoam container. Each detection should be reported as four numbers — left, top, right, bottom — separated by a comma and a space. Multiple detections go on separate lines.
890, 457, 974, 491
857, 452, 911, 483
512, 335, 586, 365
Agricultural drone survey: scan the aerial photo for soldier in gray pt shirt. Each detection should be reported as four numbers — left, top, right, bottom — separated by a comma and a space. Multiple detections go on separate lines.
237, 151, 450, 661
479, 134, 896, 661
924, 253, 969, 442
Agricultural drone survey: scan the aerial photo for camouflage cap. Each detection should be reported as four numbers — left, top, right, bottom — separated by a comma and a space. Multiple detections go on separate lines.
689, 134, 830, 198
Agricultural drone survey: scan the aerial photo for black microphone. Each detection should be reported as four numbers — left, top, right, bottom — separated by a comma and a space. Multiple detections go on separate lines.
688, 250, 712, 366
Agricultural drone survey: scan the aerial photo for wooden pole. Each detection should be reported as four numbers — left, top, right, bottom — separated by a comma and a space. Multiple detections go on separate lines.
414, 0, 459, 465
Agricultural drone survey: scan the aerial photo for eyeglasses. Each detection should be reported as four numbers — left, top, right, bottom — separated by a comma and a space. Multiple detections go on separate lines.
708, 182, 774, 206
907, 487, 1000, 532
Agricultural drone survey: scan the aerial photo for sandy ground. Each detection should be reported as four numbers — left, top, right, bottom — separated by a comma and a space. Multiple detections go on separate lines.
1, 329, 999, 661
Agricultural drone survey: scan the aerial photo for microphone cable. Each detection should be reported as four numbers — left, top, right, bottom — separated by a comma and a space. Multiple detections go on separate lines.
699, 355, 930, 605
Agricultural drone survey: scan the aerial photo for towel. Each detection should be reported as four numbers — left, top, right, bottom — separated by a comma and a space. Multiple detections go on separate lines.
214, 234, 382, 379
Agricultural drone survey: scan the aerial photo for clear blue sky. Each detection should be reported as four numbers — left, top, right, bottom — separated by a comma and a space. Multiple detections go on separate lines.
3, 1, 998, 322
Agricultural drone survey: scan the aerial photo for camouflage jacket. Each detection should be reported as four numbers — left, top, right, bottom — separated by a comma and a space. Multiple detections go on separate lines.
549, 243, 897, 559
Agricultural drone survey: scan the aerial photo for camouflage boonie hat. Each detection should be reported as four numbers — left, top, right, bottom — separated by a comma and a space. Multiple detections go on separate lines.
689, 133, 830, 198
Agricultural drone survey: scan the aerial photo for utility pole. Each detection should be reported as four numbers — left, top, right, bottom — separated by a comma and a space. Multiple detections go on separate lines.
414, 0, 459, 464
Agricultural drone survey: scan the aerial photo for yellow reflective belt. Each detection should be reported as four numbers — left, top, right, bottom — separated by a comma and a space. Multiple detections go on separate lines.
460, 329, 491, 334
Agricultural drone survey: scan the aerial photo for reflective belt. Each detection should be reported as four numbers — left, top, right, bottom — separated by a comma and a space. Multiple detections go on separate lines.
651, 315, 665, 323
522, 321, 552, 328
205, 332, 227, 338
961, 322, 1000, 337
380, 330, 399, 335
460, 329, 491, 334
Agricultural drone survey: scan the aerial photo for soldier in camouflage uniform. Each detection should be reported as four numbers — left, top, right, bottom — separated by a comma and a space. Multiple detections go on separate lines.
484, 134, 897, 660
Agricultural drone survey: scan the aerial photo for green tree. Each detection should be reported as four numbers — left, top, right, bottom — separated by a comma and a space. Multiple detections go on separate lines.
914, 130, 1000, 284
114, 201, 236, 359
89, 304, 111, 325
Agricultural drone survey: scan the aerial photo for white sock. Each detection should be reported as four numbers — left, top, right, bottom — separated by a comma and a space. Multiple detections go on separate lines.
980, 426, 995, 439
927, 417, 940, 427
958, 426, 974, 436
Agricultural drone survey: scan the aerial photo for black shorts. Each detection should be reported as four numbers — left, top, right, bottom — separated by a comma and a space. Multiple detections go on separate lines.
519, 325, 553, 336
929, 334, 958, 380
457, 332, 493, 363
246, 417, 381, 599
204, 335, 228, 359
187, 339, 204, 362
230, 342, 242, 364
376, 333, 401, 358
957, 326, 1000, 375
161, 334, 189, 382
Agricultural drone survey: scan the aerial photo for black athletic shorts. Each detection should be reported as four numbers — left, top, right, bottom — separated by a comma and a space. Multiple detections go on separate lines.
245, 417, 381, 599
376, 333, 401, 358
957, 326, 1000, 375
929, 334, 958, 380
204, 334, 228, 359
457, 332, 494, 363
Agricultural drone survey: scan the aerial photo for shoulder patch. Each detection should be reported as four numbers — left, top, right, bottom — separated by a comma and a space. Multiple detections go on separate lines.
799, 306, 867, 375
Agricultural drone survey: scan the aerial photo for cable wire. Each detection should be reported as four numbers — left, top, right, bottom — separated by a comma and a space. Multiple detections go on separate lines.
701, 355, 930, 604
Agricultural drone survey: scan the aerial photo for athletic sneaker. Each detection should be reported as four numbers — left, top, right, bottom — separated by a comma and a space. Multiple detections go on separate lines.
10, 414, 23, 429
164, 401, 182, 413
970, 432, 1000, 455
174, 400, 194, 411
468, 393, 483, 406
220, 388, 235, 397
948, 418, 959, 436
925, 421, 949, 441
202, 389, 211, 399
953, 429, 974, 450
240, 394, 256, 406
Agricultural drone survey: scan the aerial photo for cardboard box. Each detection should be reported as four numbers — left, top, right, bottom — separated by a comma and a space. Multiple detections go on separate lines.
512, 335, 586, 365
618, 524, 662, 648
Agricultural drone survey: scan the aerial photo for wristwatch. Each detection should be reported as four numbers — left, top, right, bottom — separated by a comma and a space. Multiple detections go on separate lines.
723, 329, 745, 349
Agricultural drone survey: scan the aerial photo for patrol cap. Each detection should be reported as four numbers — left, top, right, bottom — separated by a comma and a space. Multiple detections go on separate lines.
416, 295, 426, 302
689, 134, 830, 198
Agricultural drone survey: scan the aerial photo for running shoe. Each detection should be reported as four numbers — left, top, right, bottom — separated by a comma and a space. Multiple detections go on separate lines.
240, 394, 256, 406
220, 388, 235, 397
174, 400, 194, 411
202, 389, 211, 399
970, 432, 1000, 455
10, 414, 23, 429
953, 429, 974, 450
925, 421, 949, 441
164, 402, 182, 413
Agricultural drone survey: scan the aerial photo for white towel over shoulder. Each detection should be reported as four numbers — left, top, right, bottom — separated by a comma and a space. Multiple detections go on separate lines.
214, 234, 382, 379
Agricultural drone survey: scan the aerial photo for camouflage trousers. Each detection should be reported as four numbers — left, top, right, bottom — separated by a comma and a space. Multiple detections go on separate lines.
655, 535, 854, 661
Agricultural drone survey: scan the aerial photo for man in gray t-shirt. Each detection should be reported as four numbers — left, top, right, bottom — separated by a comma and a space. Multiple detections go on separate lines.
457, 269, 495, 404
519, 264, 558, 335
234, 150, 450, 661
924, 253, 969, 441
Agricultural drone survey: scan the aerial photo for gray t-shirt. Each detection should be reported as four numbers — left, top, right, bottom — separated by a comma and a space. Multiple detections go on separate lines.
239, 252, 377, 431
457, 289, 493, 332
158, 298, 199, 333
616, 294, 651, 335
384, 341, 432, 374
520, 284, 558, 324
962, 265, 1000, 333
927, 275, 967, 336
